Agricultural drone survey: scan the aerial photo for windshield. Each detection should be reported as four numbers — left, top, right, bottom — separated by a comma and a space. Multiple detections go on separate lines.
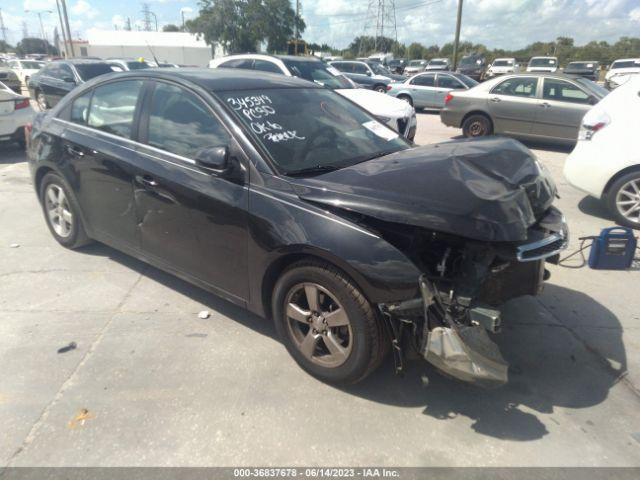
74, 63, 114, 81
217, 88, 408, 175
454, 73, 479, 88
429, 60, 447, 66
126, 61, 151, 70
530, 58, 557, 67
611, 60, 640, 69
370, 63, 392, 75
460, 56, 481, 66
574, 77, 609, 98
567, 62, 596, 69
283, 59, 352, 89
20, 61, 44, 69
492, 60, 513, 67
409, 60, 426, 67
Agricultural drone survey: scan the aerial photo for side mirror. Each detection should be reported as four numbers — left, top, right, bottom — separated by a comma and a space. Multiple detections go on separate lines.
195, 146, 229, 173
366, 71, 372, 76
62, 76, 76, 83
588, 95, 599, 105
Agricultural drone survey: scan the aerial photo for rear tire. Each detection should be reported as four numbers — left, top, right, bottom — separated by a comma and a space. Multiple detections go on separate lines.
272, 260, 387, 384
39, 172, 92, 249
462, 113, 493, 137
373, 84, 387, 93
606, 171, 640, 229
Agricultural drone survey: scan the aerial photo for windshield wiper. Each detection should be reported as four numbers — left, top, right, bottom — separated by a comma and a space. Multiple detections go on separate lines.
285, 164, 341, 177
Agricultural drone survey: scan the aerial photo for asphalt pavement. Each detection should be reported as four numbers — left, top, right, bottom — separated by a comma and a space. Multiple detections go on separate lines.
1, 113, 639, 467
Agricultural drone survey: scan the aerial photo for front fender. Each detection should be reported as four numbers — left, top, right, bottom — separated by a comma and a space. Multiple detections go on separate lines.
247, 187, 421, 317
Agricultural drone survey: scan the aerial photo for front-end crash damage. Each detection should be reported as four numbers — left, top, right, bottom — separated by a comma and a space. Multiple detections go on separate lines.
291, 137, 568, 387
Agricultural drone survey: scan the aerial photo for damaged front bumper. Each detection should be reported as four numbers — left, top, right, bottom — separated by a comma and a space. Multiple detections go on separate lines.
380, 212, 568, 388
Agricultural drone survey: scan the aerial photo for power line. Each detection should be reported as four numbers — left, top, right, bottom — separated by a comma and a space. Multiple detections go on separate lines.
306, 0, 442, 27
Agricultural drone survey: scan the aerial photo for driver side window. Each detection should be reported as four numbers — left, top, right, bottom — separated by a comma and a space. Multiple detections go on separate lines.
146, 82, 230, 158
411, 74, 435, 87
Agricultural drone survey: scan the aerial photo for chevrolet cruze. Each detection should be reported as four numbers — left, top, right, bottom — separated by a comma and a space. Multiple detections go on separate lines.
27, 69, 567, 386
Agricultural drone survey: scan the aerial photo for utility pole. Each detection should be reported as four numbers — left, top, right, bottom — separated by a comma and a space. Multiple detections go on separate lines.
59, 0, 75, 57
55, 0, 70, 58
452, 0, 463, 70
22, 21, 28, 39
294, 0, 300, 55
141, 4, 157, 31
0, 9, 8, 45
25, 9, 53, 42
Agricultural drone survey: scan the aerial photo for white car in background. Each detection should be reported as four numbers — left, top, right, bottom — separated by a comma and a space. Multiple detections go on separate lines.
526, 56, 558, 73
564, 76, 640, 228
210, 54, 417, 140
7, 59, 44, 86
0, 81, 35, 149
484, 58, 518, 79
604, 58, 640, 90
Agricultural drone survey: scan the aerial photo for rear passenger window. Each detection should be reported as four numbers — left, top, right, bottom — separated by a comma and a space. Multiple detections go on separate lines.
219, 59, 253, 69
70, 91, 92, 125
411, 74, 435, 87
253, 60, 282, 74
87, 80, 143, 139
146, 82, 230, 158
437, 75, 464, 89
491, 77, 538, 98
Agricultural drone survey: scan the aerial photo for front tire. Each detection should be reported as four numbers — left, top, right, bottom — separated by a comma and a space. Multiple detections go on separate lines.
462, 113, 493, 137
373, 84, 387, 93
272, 260, 387, 384
606, 172, 640, 229
39, 173, 92, 248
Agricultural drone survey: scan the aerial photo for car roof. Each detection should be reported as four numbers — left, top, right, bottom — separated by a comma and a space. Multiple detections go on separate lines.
219, 53, 322, 64
99, 68, 319, 91
56, 59, 111, 65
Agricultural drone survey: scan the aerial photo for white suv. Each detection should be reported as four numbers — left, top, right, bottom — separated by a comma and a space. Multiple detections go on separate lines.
564, 76, 640, 228
605, 58, 640, 90
526, 56, 558, 73
210, 54, 416, 140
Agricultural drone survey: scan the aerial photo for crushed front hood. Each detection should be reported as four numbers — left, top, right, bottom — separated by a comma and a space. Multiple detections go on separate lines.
292, 137, 556, 242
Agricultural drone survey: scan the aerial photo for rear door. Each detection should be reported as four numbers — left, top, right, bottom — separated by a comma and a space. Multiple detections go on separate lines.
408, 73, 436, 107
434, 73, 466, 108
531, 77, 593, 141
486, 76, 540, 136
58, 79, 145, 247
134, 80, 249, 300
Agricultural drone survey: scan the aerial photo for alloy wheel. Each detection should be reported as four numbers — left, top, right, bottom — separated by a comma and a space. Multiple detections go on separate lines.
284, 283, 353, 368
615, 178, 640, 224
468, 120, 486, 136
45, 184, 73, 237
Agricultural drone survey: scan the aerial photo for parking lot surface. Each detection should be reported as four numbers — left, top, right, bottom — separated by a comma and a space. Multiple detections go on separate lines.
1, 113, 640, 467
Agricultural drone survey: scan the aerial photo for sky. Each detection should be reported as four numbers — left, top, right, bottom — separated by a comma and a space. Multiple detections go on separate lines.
1, 0, 640, 50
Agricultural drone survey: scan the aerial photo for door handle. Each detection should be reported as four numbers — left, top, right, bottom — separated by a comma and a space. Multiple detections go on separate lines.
540, 102, 551, 108
489, 97, 501, 103
136, 175, 159, 188
66, 145, 85, 157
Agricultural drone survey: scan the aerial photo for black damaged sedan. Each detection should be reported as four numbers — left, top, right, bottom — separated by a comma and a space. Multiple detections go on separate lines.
27, 69, 568, 386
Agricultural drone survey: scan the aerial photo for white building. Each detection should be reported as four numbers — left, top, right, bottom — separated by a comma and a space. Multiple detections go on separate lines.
76, 30, 224, 67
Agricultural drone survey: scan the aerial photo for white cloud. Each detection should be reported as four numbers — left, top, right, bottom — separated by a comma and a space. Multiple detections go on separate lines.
23, 0, 57, 10
71, 0, 99, 20
630, 7, 640, 21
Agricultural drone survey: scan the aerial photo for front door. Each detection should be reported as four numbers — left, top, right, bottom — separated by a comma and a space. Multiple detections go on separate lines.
486, 76, 540, 136
531, 77, 592, 141
135, 81, 249, 301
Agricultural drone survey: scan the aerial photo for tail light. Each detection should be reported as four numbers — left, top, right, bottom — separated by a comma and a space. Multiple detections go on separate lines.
386, 85, 392, 91
14, 98, 30, 110
444, 93, 454, 105
578, 110, 610, 141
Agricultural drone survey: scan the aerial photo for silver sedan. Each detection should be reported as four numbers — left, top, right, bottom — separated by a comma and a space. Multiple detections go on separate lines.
387, 72, 478, 109
440, 73, 609, 144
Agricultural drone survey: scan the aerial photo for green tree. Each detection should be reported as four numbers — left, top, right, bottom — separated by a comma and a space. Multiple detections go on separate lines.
187, 0, 303, 54
406, 42, 426, 59
162, 24, 181, 32
16, 37, 57, 56
0, 40, 13, 53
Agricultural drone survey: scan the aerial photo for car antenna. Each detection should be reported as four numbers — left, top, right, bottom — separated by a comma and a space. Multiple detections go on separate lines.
145, 41, 160, 65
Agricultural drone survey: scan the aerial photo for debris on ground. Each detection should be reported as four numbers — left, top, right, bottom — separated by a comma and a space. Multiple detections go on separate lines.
68, 408, 94, 429
198, 310, 210, 319
57, 341, 77, 354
